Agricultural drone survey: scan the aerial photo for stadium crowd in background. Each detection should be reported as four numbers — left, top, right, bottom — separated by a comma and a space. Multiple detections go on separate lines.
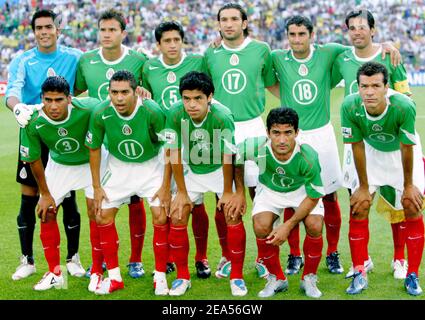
1, 0, 425, 81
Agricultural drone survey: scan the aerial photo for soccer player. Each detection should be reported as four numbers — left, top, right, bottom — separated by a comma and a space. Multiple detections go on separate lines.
19, 76, 99, 290
85, 70, 168, 295
5, 9, 84, 280
204, 2, 277, 279
142, 21, 211, 278
332, 9, 416, 279
164, 71, 242, 296
232, 107, 325, 298
341, 62, 424, 296
74, 9, 149, 279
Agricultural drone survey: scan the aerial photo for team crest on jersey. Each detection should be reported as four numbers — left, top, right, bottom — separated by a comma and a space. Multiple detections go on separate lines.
19, 167, 27, 179
342, 127, 352, 138
122, 124, 132, 136
167, 71, 177, 83
106, 68, 115, 80
230, 54, 239, 66
372, 124, 383, 132
58, 128, 68, 137
47, 68, 56, 77
276, 167, 285, 175
193, 129, 205, 141
298, 64, 308, 76
86, 131, 93, 144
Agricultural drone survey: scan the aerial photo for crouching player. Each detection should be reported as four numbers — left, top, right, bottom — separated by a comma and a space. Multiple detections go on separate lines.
85, 70, 170, 295
341, 62, 425, 296
230, 107, 326, 298
19, 76, 99, 290
164, 71, 246, 296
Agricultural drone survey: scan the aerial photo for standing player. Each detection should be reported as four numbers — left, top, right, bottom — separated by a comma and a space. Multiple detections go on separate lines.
332, 9, 416, 279
85, 70, 169, 295
74, 9, 148, 279
232, 107, 326, 298
6, 9, 85, 280
204, 2, 278, 279
19, 76, 100, 291
142, 21, 211, 278
164, 71, 242, 296
341, 62, 424, 296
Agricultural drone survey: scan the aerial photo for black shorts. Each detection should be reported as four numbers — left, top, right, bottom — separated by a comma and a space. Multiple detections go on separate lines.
16, 131, 49, 187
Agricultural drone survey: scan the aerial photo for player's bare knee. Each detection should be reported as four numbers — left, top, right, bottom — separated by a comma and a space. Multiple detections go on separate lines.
304, 215, 323, 237
151, 207, 167, 225
253, 218, 272, 238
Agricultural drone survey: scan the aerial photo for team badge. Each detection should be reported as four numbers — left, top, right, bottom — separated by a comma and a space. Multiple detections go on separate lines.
122, 124, 132, 135
106, 68, 115, 80
230, 54, 239, 66
86, 131, 93, 144
47, 68, 56, 77
193, 129, 204, 141
372, 124, 383, 132
276, 167, 285, 175
298, 64, 308, 76
58, 128, 68, 137
167, 71, 176, 83
19, 167, 27, 179
20, 145, 29, 158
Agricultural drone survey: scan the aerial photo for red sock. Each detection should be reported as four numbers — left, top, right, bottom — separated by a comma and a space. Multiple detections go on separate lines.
348, 218, 369, 273
302, 234, 323, 279
89, 220, 104, 274
284, 208, 301, 256
256, 238, 286, 280
391, 221, 406, 261
166, 218, 173, 263
192, 204, 209, 261
98, 222, 120, 270
153, 224, 169, 273
169, 225, 190, 280
405, 216, 425, 275
323, 198, 341, 255
128, 200, 146, 263
227, 222, 246, 279
215, 208, 229, 259
40, 220, 61, 275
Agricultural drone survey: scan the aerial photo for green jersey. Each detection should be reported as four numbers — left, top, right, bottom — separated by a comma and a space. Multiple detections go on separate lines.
236, 136, 324, 197
75, 46, 148, 101
142, 53, 207, 111
272, 43, 348, 130
204, 38, 277, 121
164, 100, 235, 174
332, 47, 411, 96
341, 92, 417, 152
20, 97, 100, 165
85, 99, 165, 163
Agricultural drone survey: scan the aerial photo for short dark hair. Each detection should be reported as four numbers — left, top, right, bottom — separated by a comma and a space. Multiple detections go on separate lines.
217, 3, 249, 37
285, 15, 314, 34
179, 71, 214, 97
266, 107, 299, 132
41, 76, 70, 96
155, 21, 184, 43
98, 9, 126, 31
31, 9, 58, 31
345, 10, 375, 29
110, 70, 137, 91
357, 61, 388, 86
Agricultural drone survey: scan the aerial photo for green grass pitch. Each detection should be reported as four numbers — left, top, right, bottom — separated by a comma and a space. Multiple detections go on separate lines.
0, 87, 424, 300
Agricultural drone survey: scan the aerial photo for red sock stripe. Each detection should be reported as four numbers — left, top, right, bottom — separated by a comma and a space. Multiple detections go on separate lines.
40, 220, 61, 275
348, 218, 369, 272
405, 216, 424, 276
169, 225, 190, 280
391, 221, 406, 261
98, 222, 120, 270
227, 222, 246, 279
323, 199, 341, 255
302, 234, 323, 279
89, 220, 104, 274
128, 201, 146, 263
256, 238, 285, 280
284, 208, 301, 256
215, 208, 229, 259
192, 204, 209, 261
153, 224, 169, 273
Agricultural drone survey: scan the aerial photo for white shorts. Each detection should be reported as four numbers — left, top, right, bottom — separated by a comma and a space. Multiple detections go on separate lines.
343, 131, 424, 190
101, 155, 163, 209
297, 122, 342, 194
45, 157, 93, 206
235, 116, 267, 187
181, 166, 224, 205
252, 183, 324, 217
352, 141, 425, 210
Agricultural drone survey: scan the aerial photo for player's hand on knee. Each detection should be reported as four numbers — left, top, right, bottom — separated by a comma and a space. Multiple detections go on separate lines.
152, 186, 171, 217
266, 224, 290, 246
13, 103, 34, 128
402, 185, 424, 214
93, 186, 107, 216
36, 194, 56, 222
170, 191, 193, 221
350, 187, 372, 215
223, 192, 246, 221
